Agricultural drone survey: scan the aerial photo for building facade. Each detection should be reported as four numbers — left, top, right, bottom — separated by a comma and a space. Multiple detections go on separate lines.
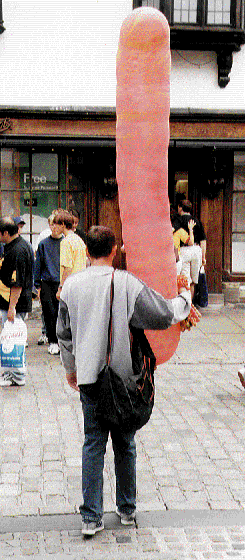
0, 0, 245, 291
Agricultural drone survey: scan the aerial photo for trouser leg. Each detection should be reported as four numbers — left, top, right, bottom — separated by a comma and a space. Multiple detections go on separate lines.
40, 281, 59, 344
41, 312, 47, 335
111, 428, 136, 514
79, 389, 109, 522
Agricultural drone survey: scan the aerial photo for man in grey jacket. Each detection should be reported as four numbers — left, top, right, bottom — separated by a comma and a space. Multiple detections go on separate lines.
57, 225, 191, 536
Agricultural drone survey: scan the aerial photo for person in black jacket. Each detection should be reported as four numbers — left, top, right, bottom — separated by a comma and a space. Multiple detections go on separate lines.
0, 217, 34, 387
34, 217, 63, 355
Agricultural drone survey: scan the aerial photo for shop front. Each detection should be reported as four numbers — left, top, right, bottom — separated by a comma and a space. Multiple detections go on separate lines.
169, 111, 245, 294
0, 109, 124, 267
0, 108, 245, 294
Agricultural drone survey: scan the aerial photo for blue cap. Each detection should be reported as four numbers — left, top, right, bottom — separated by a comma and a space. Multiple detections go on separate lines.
14, 216, 25, 226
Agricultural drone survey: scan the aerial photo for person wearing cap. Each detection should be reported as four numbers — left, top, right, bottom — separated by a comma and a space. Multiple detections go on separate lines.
0, 217, 34, 387
13, 216, 26, 234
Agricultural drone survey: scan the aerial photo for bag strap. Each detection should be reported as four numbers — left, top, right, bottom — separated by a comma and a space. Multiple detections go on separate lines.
106, 271, 114, 365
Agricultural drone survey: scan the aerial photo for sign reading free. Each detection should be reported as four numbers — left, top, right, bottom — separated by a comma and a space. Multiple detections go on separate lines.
24, 173, 57, 190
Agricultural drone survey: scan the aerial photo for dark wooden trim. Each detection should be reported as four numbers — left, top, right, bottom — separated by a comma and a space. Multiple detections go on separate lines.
223, 272, 245, 282
1, 106, 245, 124
170, 27, 245, 52
0, 106, 116, 121
170, 109, 245, 123
0, 135, 116, 148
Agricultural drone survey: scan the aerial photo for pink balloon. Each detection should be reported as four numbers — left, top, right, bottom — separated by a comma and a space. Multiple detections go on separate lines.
116, 7, 180, 364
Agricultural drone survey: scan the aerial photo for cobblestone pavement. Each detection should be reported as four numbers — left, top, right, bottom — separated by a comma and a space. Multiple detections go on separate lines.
2, 524, 245, 559
0, 303, 245, 558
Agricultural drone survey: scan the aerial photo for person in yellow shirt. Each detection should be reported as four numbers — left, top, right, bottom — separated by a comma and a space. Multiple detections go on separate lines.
172, 219, 195, 276
53, 209, 87, 300
173, 219, 195, 253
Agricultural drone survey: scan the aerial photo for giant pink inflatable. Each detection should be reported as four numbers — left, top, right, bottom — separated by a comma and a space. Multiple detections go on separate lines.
116, 7, 180, 364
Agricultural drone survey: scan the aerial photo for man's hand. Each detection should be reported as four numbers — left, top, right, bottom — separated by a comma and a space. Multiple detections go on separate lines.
7, 306, 15, 323
188, 219, 196, 231
8, 286, 22, 322
177, 274, 190, 293
66, 371, 79, 392
56, 286, 62, 300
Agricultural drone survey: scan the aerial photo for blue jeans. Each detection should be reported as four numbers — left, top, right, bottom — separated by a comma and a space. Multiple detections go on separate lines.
79, 387, 137, 522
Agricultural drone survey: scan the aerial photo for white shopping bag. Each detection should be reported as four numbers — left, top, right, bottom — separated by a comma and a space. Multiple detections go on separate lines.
0, 318, 27, 373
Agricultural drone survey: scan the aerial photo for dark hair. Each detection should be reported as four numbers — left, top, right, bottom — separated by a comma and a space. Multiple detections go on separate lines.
0, 217, 18, 236
178, 199, 192, 213
87, 226, 116, 258
52, 209, 73, 230
70, 208, 80, 220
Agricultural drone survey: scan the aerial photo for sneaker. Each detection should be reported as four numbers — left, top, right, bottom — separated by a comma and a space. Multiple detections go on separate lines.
38, 334, 48, 345
238, 367, 245, 389
0, 372, 25, 387
81, 519, 104, 536
48, 343, 60, 355
116, 506, 136, 525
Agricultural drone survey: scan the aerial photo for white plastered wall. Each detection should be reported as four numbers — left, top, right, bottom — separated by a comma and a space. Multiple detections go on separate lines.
0, 0, 132, 107
0, 0, 244, 109
170, 48, 245, 110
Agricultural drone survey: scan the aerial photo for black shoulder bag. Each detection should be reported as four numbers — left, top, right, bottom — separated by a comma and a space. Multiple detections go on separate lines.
96, 272, 156, 432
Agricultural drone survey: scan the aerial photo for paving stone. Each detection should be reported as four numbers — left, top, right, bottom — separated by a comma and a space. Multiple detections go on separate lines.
2, 309, 245, 558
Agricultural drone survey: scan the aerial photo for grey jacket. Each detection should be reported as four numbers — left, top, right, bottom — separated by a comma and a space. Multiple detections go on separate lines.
56, 266, 191, 386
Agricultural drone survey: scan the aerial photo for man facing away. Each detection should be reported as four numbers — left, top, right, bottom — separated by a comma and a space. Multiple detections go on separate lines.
54, 209, 87, 301
0, 217, 33, 387
57, 225, 191, 536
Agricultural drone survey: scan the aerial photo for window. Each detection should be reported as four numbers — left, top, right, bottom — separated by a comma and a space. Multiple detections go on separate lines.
133, 0, 245, 86
167, 0, 237, 26
134, 0, 243, 26
232, 152, 245, 273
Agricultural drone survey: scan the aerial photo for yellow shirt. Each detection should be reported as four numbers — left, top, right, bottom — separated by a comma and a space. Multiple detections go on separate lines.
60, 231, 86, 277
173, 228, 189, 252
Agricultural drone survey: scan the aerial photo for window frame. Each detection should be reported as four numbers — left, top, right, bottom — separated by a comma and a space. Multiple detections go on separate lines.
133, 0, 244, 28
133, 0, 245, 87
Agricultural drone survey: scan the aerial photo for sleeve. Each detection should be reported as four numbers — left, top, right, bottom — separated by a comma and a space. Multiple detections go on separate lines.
173, 228, 189, 248
173, 230, 180, 249
60, 238, 73, 269
130, 285, 191, 330
11, 253, 26, 288
34, 245, 42, 288
56, 298, 76, 374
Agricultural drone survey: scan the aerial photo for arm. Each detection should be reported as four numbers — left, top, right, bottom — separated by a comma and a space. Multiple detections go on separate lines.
200, 239, 206, 265
56, 298, 79, 391
34, 245, 42, 289
8, 286, 22, 322
56, 266, 72, 300
130, 285, 191, 331
188, 219, 195, 246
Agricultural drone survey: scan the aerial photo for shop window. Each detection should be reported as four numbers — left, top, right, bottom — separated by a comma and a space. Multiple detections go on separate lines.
0, 147, 100, 251
232, 152, 245, 273
0, 0, 5, 34
0, 149, 63, 250
133, 0, 245, 87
